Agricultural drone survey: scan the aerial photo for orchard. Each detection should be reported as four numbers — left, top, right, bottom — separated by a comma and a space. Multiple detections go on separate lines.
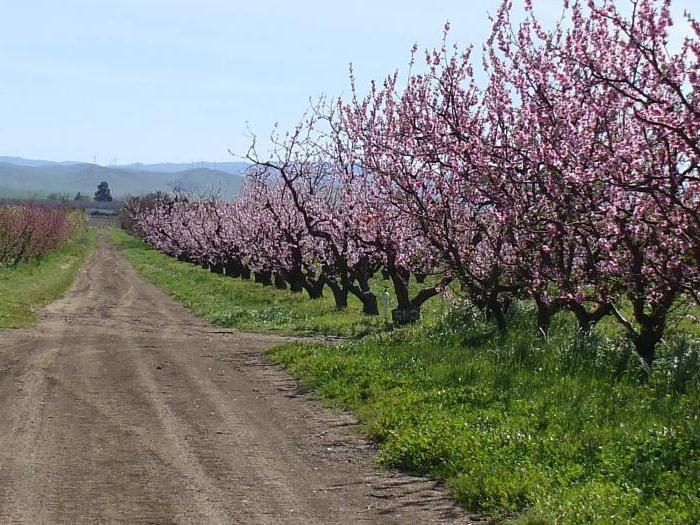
125, 0, 699, 367
0, 204, 84, 268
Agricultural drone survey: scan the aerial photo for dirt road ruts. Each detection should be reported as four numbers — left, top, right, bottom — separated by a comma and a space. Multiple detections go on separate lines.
0, 231, 472, 524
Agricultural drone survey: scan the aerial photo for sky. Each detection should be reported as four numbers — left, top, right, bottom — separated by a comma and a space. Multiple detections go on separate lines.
0, 0, 695, 164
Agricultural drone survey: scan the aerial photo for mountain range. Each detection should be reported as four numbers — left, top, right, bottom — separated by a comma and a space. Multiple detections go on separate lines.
0, 156, 248, 200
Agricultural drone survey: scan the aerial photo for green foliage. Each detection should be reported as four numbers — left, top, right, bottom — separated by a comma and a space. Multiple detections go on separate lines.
0, 229, 94, 327
268, 309, 700, 524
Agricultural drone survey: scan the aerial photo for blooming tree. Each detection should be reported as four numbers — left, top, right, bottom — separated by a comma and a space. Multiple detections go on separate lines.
125, 0, 699, 365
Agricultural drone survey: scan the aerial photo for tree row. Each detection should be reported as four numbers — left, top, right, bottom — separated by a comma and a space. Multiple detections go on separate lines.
125, 0, 699, 366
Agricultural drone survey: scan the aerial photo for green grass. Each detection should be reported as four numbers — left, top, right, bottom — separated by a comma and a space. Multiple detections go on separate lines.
113, 228, 699, 523
269, 307, 700, 524
0, 229, 94, 327
112, 228, 444, 336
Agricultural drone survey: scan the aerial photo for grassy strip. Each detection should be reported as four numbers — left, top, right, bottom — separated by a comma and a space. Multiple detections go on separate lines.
0, 229, 94, 328
112, 229, 408, 336
269, 309, 699, 524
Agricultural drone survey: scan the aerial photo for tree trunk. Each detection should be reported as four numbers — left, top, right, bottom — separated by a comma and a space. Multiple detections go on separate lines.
333, 287, 348, 309
338, 274, 378, 315
289, 279, 304, 293
240, 266, 251, 280
490, 302, 507, 334
476, 293, 509, 334
287, 268, 304, 293
534, 295, 560, 336
388, 268, 421, 325
273, 273, 287, 290
633, 325, 661, 368
304, 279, 325, 299
570, 302, 610, 333
326, 280, 348, 309
627, 305, 668, 369
610, 291, 675, 373
254, 271, 272, 286
360, 293, 379, 316
225, 261, 241, 278
211, 263, 224, 275
355, 272, 379, 316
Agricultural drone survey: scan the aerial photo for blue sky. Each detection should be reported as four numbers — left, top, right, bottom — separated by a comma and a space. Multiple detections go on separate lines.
0, 0, 694, 164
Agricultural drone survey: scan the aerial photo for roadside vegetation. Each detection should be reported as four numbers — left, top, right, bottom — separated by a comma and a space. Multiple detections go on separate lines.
271, 311, 699, 524
0, 207, 91, 327
0, 204, 84, 267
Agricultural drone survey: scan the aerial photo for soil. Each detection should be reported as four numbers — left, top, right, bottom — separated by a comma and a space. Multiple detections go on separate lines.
0, 231, 474, 524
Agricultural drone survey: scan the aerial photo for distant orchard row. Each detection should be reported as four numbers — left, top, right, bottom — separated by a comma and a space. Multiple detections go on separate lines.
0, 204, 85, 267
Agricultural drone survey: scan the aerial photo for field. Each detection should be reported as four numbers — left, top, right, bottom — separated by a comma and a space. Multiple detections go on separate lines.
114, 228, 700, 524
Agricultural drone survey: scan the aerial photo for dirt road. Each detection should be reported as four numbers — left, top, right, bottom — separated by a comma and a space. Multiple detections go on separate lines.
0, 232, 470, 524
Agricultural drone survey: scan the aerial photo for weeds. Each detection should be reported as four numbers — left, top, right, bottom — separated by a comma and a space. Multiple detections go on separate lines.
0, 228, 94, 327
269, 309, 700, 524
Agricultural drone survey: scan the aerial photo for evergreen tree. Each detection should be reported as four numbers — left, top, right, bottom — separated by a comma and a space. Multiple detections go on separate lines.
94, 181, 113, 202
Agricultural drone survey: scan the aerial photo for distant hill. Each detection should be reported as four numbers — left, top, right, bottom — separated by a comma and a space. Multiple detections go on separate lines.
0, 156, 82, 168
0, 157, 248, 199
118, 161, 250, 176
